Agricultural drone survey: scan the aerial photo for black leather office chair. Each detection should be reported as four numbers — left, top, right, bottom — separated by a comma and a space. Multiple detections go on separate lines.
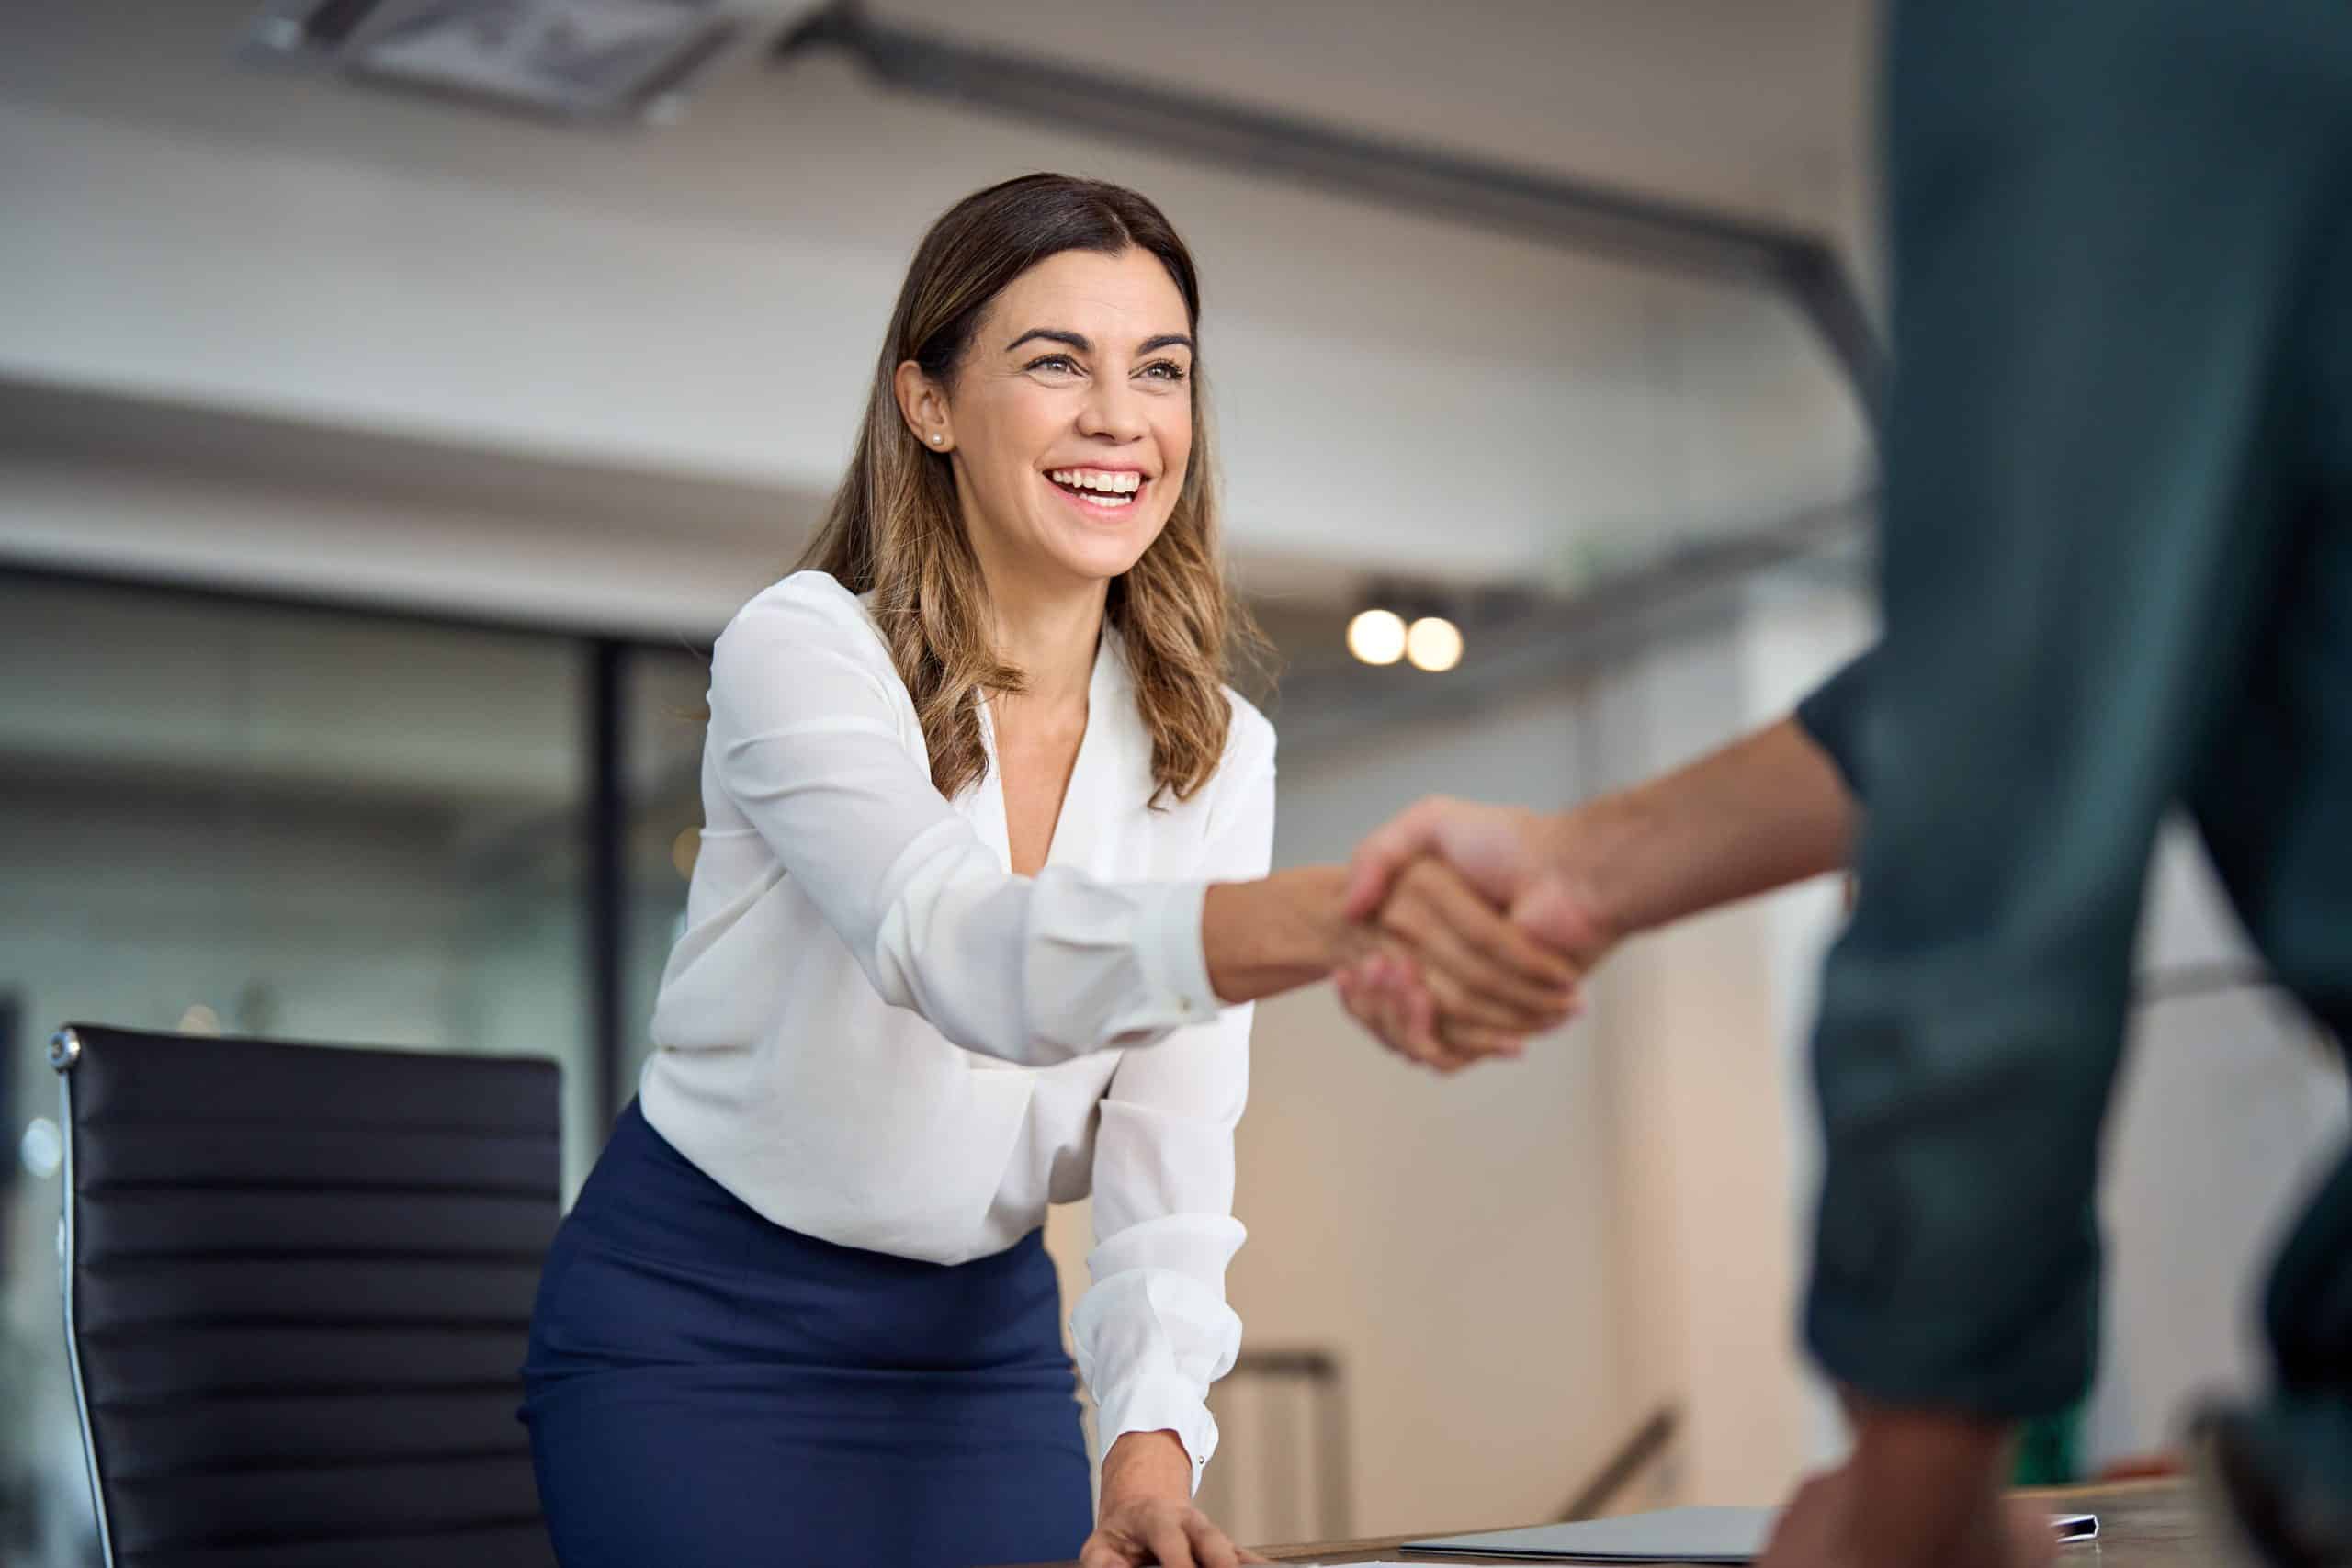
49, 1022, 562, 1568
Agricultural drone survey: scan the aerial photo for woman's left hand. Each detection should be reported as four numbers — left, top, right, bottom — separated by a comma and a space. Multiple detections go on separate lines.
1080, 1495, 1266, 1568
1081, 1432, 1267, 1568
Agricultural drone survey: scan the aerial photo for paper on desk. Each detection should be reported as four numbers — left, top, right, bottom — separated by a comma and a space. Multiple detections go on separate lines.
1309, 1549, 2111, 1568
1402, 1505, 2099, 1562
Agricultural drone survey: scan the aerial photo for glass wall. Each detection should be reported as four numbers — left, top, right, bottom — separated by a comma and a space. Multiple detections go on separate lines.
0, 571, 659, 1566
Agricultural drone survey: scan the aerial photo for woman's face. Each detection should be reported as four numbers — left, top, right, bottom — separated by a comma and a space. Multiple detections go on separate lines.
907, 246, 1195, 591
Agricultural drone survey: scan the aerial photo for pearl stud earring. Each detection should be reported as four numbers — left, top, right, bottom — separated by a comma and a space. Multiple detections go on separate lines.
931, 433, 944, 446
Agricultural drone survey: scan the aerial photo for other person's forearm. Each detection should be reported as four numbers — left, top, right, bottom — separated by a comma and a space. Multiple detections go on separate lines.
1841, 1401, 2022, 1563
1567, 716, 1856, 941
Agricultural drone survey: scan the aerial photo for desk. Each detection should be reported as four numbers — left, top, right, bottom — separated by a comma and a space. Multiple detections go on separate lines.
1005, 1481, 2222, 1567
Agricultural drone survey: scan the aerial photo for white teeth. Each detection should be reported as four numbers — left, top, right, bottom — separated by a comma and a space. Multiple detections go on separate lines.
1048, 468, 1144, 495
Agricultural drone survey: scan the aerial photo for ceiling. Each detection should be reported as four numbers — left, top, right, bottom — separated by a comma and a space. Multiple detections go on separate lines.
5, 2, 1875, 239
0, 0, 1879, 633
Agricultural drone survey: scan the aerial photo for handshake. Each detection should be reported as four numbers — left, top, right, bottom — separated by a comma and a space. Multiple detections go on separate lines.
1324, 796, 1621, 1074
1204, 718, 1850, 1070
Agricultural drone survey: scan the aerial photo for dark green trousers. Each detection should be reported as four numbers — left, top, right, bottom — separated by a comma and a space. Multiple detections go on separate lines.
1798, 0, 2352, 1526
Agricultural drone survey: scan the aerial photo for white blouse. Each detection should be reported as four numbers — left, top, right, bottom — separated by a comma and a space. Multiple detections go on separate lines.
639, 570, 1272, 1487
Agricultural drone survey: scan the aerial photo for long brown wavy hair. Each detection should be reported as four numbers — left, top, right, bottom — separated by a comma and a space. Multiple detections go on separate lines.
797, 173, 1262, 807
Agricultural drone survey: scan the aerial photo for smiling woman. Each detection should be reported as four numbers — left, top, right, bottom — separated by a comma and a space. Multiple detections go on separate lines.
818, 175, 1230, 810
517, 174, 1581, 1568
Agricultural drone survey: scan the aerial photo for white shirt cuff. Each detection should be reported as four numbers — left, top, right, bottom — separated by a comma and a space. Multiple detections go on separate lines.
1135, 878, 1220, 1028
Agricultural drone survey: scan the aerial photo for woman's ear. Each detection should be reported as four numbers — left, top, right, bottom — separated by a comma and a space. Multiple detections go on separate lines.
894, 360, 954, 454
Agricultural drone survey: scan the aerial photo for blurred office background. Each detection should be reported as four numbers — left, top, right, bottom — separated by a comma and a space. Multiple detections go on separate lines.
2, 3, 2344, 1561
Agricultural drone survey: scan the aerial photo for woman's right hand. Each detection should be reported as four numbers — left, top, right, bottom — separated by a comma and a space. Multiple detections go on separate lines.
1199, 861, 1580, 1066
1335, 854, 1585, 1072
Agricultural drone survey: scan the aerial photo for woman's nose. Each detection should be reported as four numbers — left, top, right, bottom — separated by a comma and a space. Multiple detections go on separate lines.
1076, 380, 1148, 444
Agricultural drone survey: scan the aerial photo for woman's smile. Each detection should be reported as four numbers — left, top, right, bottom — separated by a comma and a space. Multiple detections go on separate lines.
1043, 465, 1150, 517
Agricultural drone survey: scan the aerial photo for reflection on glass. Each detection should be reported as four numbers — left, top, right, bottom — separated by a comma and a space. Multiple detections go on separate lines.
0, 574, 594, 1566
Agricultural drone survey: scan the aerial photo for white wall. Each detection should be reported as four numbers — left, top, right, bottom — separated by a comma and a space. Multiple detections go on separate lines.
1738, 573, 1877, 1469
0, 449, 795, 640
2090, 835, 2349, 1464
1584, 612, 1827, 1506
1237, 682, 1633, 1538
1187, 586, 1863, 1531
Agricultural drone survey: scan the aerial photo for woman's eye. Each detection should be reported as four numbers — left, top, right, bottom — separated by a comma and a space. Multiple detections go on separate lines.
1027, 355, 1081, 375
1139, 360, 1189, 383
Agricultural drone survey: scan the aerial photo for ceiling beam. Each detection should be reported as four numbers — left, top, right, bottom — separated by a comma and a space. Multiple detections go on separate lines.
773, 0, 1887, 426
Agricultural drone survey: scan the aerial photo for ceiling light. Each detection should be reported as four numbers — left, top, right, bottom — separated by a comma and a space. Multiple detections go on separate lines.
1346, 608, 1407, 666
1406, 616, 1464, 673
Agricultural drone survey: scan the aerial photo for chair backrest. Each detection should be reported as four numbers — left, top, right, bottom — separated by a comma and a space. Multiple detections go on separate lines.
50, 1022, 562, 1568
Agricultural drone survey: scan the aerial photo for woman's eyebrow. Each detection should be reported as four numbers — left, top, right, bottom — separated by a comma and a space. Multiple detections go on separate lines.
1001, 329, 1195, 355
1005, 328, 1090, 354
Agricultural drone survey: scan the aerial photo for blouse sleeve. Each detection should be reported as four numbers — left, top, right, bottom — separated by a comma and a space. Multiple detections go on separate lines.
704, 572, 1226, 1067
1070, 703, 1272, 1490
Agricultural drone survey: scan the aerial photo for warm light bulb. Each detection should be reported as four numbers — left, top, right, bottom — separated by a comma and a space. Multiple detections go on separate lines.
1346, 608, 1407, 665
1406, 616, 1463, 672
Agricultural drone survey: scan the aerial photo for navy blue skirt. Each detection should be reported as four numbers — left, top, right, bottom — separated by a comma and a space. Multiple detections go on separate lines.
522, 1101, 1092, 1568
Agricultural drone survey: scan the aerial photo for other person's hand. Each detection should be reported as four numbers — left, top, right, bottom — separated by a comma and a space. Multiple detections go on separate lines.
1341, 797, 1616, 965
1758, 1405, 2055, 1568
